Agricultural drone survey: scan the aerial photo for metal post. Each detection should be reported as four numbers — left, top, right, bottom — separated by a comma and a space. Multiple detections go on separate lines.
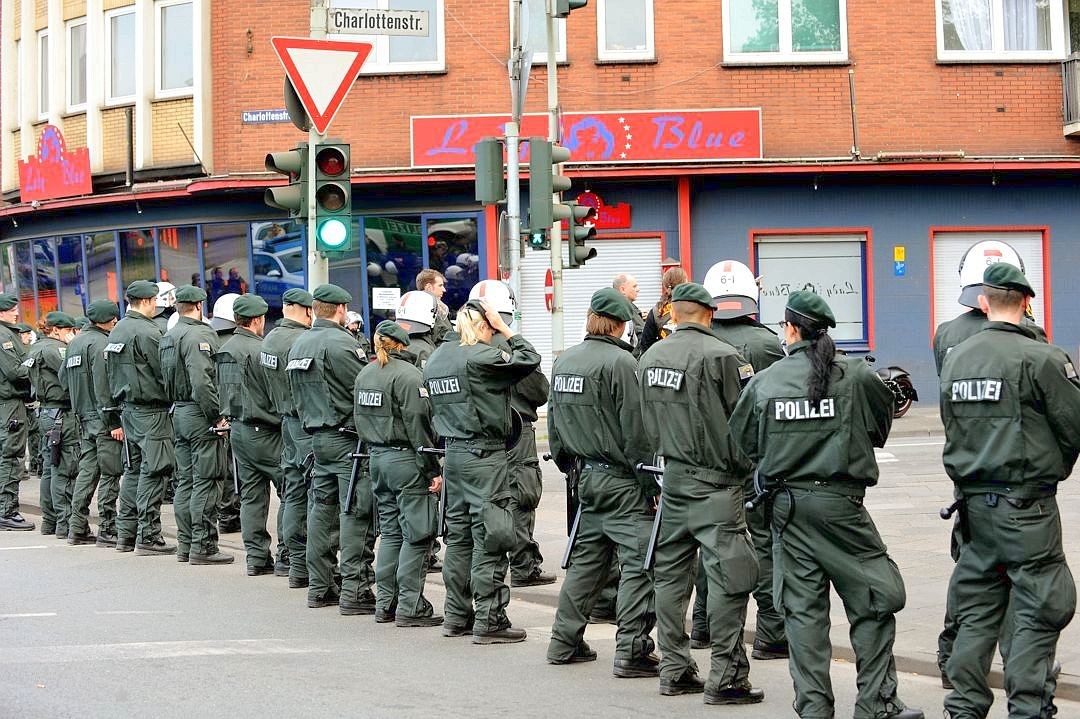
307, 0, 329, 287
505, 0, 523, 310
546, 0, 564, 355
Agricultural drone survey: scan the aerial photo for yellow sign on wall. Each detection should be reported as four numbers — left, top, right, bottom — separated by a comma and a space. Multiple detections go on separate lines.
893, 246, 906, 262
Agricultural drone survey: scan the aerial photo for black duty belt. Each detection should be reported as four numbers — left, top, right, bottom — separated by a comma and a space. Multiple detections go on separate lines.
446, 437, 504, 451
581, 460, 635, 478
782, 478, 867, 498
369, 443, 410, 451
240, 419, 280, 431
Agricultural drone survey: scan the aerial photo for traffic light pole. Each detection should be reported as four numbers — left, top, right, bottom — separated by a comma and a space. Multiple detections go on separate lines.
307, 0, 329, 287
505, 0, 523, 317
546, 0, 564, 355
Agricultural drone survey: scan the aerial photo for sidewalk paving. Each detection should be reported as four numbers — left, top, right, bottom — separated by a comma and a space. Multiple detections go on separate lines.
15, 405, 1080, 701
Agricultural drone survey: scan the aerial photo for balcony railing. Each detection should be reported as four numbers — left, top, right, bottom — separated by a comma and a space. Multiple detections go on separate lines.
1063, 53, 1080, 136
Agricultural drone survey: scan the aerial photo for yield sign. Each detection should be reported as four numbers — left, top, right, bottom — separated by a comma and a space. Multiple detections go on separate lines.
270, 37, 373, 135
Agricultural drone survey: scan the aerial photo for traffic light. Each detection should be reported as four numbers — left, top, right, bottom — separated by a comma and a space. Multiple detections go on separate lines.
529, 231, 549, 250
554, 0, 588, 18
313, 142, 352, 255
565, 201, 597, 268
527, 137, 572, 231
264, 144, 308, 219
474, 137, 506, 205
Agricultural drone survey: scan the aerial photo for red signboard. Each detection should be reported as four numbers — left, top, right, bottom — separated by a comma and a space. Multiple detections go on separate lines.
18, 125, 93, 202
576, 191, 631, 230
411, 109, 762, 168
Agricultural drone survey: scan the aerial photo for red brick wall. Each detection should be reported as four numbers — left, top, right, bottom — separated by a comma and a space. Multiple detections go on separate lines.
211, 1, 1079, 176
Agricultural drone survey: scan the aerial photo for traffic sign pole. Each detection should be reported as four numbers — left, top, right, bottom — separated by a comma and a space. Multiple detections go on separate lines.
546, 0, 564, 356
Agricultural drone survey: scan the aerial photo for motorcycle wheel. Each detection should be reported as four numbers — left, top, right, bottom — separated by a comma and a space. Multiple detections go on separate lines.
893, 396, 913, 419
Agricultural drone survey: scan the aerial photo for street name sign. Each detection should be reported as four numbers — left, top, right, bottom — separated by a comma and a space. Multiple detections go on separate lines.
270, 37, 373, 135
327, 8, 430, 36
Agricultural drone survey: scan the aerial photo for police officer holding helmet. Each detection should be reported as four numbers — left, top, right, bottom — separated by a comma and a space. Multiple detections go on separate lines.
939, 263, 1080, 719
729, 290, 922, 719
422, 298, 540, 643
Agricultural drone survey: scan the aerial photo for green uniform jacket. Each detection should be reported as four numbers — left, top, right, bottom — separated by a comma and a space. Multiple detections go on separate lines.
638, 322, 751, 477
939, 322, 1080, 497
548, 334, 648, 473
712, 318, 785, 374
105, 310, 167, 406
407, 333, 437, 370
287, 318, 367, 431
217, 327, 278, 427
261, 318, 307, 418
353, 349, 440, 480
26, 337, 70, 408
160, 316, 222, 421
422, 334, 540, 443
730, 341, 894, 488
61, 326, 118, 428
0, 321, 31, 401
492, 334, 549, 422
933, 309, 1047, 376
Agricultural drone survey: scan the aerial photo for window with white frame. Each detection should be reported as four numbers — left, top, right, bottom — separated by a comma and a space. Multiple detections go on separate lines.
37, 30, 49, 119
156, 0, 194, 97
328, 0, 446, 73
515, 0, 567, 63
67, 20, 88, 111
723, 0, 848, 63
597, 0, 654, 61
754, 232, 870, 344
106, 8, 137, 102
937, 0, 1067, 60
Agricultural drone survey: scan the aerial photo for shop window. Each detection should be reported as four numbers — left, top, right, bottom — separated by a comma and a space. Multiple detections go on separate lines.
251, 220, 305, 324
85, 232, 120, 304
119, 230, 156, 291
0, 244, 16, 296
156, 0, 194, 97
329, 0, 446, 73
106, 8, 136, 102
57, 236, 86, 317
202, 223, 250, 318
723, 0, 848, 64
753, 231, 870, 345
361, 216, 423, 326
158, 225, 199, 290
67, 20, 88, 112
33, 239, 58, 317
38, 30, 49, 120
937, 0, 1067, 60
597, 0, 654, 61
425, 216, 479, 316
14, 243, 35, 325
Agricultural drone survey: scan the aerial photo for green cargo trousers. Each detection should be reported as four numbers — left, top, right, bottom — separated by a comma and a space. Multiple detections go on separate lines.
655, 468, 756, 694
117, 405, 174, 546
371, 446, 438, 618
442, 442, 517, 633
945, 494, 1074, 719
772, 488, 909, 719
547, 465, 656, 663
0, 398, 28, 518
69, 415, 121, 536
508, 424, 544, 582
233, 422, 284, 572
38, 410, 79, 536
280, 416, 311, 583
172, 404, 225, 556
307, 429, 375, 604
692, 503, 786, 647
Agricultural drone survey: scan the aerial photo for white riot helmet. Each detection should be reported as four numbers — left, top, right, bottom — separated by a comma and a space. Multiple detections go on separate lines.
168, 312, 210, 333
155, 281, 177, 316
211, 293, 240, 332
345, 311, 364, 328
444, 265, 464, 282
395, 290, 438, 335
468, 280, 516, 322
702, 260, 759, 319
957, 240, 1025, 309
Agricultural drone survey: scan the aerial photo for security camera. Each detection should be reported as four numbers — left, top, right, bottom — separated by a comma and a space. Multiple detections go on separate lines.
30, 200, 41, 209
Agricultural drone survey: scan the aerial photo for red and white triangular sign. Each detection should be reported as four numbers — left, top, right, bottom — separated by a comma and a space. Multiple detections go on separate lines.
271, 37, 373, 135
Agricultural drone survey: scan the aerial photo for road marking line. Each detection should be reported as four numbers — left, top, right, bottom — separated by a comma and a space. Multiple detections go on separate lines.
0, 545, 50, 551
0, 612, 57, 618
0, 639, 334, 664
94, 610, 178, 616
875, 451, 899, 463
886, 440, 945, 448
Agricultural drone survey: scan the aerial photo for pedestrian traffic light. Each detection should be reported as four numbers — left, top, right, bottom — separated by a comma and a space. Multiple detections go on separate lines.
529, 231, 549, 250
527, 137, 573, 232
554, 0, 588, 18
565, 201, 597, 268
313, 142, 352, 255
264, 144, 308, 219
474, 137, 506, 205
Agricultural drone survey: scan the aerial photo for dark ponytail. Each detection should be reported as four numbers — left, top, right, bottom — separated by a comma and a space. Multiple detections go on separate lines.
785, 308, 837, 405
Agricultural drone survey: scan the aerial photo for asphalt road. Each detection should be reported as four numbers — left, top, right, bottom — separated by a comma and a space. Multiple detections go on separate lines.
3, 519, 1076, 719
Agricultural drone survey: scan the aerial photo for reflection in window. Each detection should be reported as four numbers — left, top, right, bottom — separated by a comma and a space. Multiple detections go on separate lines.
251, 220, 305, 324
202, 223, 250, 317
119, 230, 155, 290
159, 1, 194, 93
57, 236, 85, 316
15, 242, 35, 324
34, 238, 58, 316
362, 216, 422, 327
389, 0, 438, 62
0, 244, 16, 296
158, 225, 199, 289
426, 216, 479, 316
85, 232, 119, 303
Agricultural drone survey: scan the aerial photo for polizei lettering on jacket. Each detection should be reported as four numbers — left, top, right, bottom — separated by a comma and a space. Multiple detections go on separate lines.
259, 352, 278, 370
357, 390, 383, 407
950, 378, 1003, 402
552, 374, 585, 394
426, 377, 461, 395
646, 367, 684, 391
773, 397, 837, 421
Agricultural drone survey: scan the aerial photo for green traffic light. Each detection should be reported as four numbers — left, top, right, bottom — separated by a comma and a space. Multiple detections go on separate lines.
317, 218, 349, 249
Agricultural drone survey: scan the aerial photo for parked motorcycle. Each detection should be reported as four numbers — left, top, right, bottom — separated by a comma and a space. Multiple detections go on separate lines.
865, 355, 919, 418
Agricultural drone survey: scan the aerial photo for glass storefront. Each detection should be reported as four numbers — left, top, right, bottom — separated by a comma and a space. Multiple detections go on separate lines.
57, 235, 85, 316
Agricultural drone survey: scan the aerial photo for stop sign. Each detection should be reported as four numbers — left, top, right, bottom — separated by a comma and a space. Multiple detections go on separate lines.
544, 268, 554, 312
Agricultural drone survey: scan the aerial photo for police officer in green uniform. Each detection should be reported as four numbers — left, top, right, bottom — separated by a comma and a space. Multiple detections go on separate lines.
218, 294, 285, 575
0, 294, 35, 531
354, 320, 443, 627
261, 288, 314, 589
638, 282, 762, 705
939, 264, 1080, 719
546, 288, 657, 677
62, 300, 122, 546
107, 281, 176, 554
287, 284, 374, 613
730, 290, 921, 719
692, 261, 787, 656
27, 312, 81, 539
161, 285, 230, 565
423, 300, 540, 643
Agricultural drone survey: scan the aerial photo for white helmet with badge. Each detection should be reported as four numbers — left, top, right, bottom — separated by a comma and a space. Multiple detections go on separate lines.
395, 290, 438, 335
210, 293, 240, 332
957, 240, 1024, 308
702, 260, 759, 319
468, 279, 516, 322
155, 281, 177, 315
